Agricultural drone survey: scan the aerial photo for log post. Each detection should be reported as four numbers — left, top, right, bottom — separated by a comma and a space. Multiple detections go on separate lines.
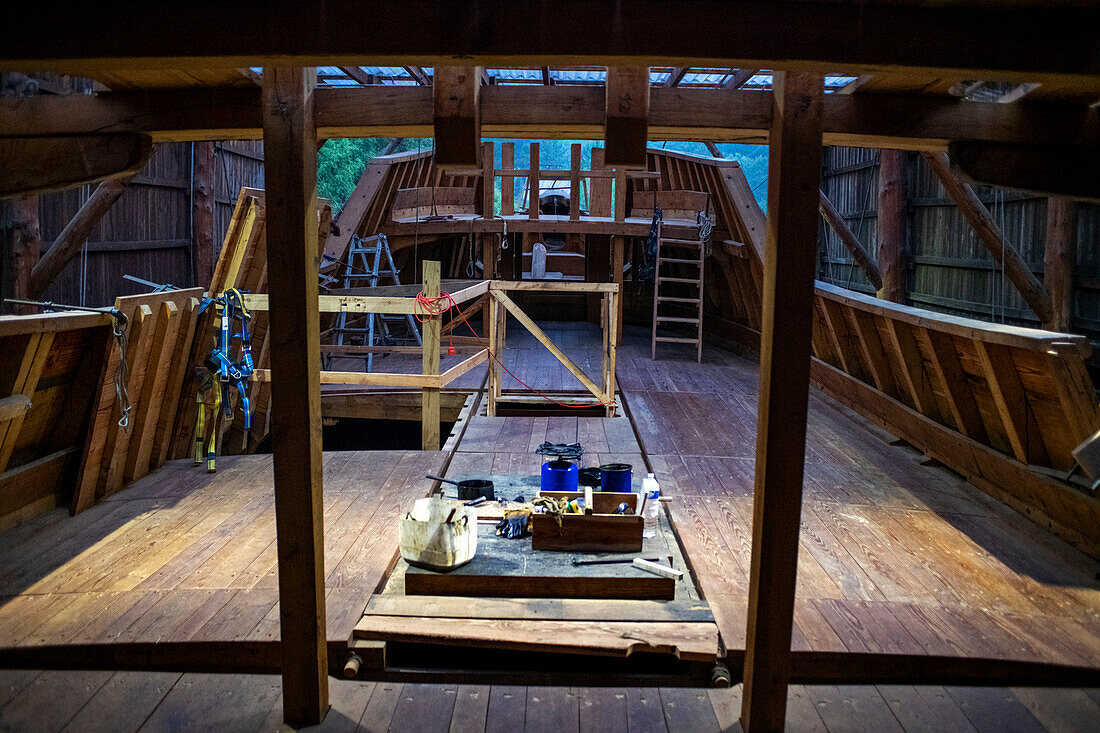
922, 151, 1052, 323
877, 149, 907, 303
192, 141, 216, 289
1043, 196, 1077, 333
422, 260, 442, 450
262, 66, 328, 727
741, 72, 824, 733
1, 196, 40, 313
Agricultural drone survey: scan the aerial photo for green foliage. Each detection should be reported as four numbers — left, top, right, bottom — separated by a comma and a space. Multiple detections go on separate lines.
317, 138, 432, 213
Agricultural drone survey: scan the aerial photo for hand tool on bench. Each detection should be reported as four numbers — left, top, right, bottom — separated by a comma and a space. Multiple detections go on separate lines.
571, 556, 661, 567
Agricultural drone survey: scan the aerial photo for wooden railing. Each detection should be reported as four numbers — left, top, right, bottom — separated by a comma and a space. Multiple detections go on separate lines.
811, 281, 1098, 472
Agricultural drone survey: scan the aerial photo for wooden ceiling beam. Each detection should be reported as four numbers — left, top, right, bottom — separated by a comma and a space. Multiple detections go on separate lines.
3, 1, 1097, 83
3, 86, 1097, 152
948, 141, 1100, 202
0, 132, 152, 197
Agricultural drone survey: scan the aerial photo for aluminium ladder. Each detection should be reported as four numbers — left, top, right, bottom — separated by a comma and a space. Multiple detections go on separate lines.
330, 233, 421, 371
650, 221, 705, 363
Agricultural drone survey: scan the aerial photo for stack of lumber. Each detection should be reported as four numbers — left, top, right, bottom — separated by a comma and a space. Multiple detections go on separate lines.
168, 188, 332, 460
71, 287, 204, 514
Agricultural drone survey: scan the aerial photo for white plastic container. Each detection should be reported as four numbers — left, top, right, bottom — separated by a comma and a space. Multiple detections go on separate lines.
399, 497, 478, 571
642, 473, 660, 539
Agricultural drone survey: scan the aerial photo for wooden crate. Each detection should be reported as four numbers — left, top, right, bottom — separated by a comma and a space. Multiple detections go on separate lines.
532, 490, 643, 552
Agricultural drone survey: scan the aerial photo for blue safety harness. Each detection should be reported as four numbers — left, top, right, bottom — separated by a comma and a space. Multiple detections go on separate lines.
197, 288, 254, 430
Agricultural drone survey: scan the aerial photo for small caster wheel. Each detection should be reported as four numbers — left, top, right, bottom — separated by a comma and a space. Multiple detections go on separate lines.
711, 663, 732, 688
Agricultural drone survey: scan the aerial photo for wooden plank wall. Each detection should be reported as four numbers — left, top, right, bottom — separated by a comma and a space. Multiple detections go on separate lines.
70, 287, 204, 514
817, 147, 1100, 340
33, 141, 263, 308
168, 189, 332, 461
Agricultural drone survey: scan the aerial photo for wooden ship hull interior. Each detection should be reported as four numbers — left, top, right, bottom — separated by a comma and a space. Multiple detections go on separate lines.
2, 7, 1100, 729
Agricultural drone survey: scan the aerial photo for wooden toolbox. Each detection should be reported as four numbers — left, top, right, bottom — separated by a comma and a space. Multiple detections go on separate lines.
532, 490, 643, 552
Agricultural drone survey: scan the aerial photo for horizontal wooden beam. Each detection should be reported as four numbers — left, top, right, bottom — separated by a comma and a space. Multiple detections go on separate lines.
490, 280, 618, 293
3, 1, 1098, 82
0, 133, 151, 197
949, 141, 1100, 202
4, 87, 1097, 151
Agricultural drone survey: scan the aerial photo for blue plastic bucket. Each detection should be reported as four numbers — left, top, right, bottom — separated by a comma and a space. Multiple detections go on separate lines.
541, 459, 579, 492
599, 463, 633, 492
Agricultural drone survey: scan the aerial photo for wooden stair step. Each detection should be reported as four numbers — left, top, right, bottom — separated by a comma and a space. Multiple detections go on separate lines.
656, 296, 701, 304
656, 316, 701, 324
657, 276, 701, 284
654, 336, 701, 344
659, 238, 703, 246
658, 257, 702, 265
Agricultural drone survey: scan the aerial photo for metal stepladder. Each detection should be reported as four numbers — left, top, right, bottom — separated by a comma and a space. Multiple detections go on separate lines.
330, 233, 421, 371
651, 220, 705, 363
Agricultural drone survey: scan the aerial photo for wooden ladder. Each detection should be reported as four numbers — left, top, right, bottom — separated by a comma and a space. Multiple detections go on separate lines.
651, 221, 704, 362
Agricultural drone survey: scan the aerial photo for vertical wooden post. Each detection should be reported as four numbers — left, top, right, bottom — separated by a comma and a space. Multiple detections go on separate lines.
481, 140, 495, 218
422, 260, 441, 450
488, 292, 499, 418
433, 66, 482, 168
878, 148, 907, 303
501, 142, 515, 216
612, 235, 625, 346
1043, 196, 1077, 332
528, 143, 540, 220
192, 141, 216, 289
605, 67, 651, 168
741, 72, 824, 733
262, 66, 328, 727
1, 196, 40, 313
570, 143, 582, 221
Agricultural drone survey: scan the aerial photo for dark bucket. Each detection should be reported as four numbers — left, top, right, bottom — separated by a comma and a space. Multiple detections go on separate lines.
599, 463, 633, 492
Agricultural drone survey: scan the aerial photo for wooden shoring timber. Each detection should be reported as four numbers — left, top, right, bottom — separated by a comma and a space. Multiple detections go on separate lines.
421, 260, 442, 450
921, 151, 1053, 324
70, 287, 204, 514
817, 190, 883, 292
27, 170, 145, 299
741, 72, 824, 733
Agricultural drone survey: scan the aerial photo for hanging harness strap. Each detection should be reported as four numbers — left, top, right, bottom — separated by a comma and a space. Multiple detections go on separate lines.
193, 288, 254, 472
193, 372, 221, 472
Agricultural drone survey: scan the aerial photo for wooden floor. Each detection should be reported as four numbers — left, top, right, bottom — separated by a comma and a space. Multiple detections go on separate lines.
0, 322, 1098, 731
